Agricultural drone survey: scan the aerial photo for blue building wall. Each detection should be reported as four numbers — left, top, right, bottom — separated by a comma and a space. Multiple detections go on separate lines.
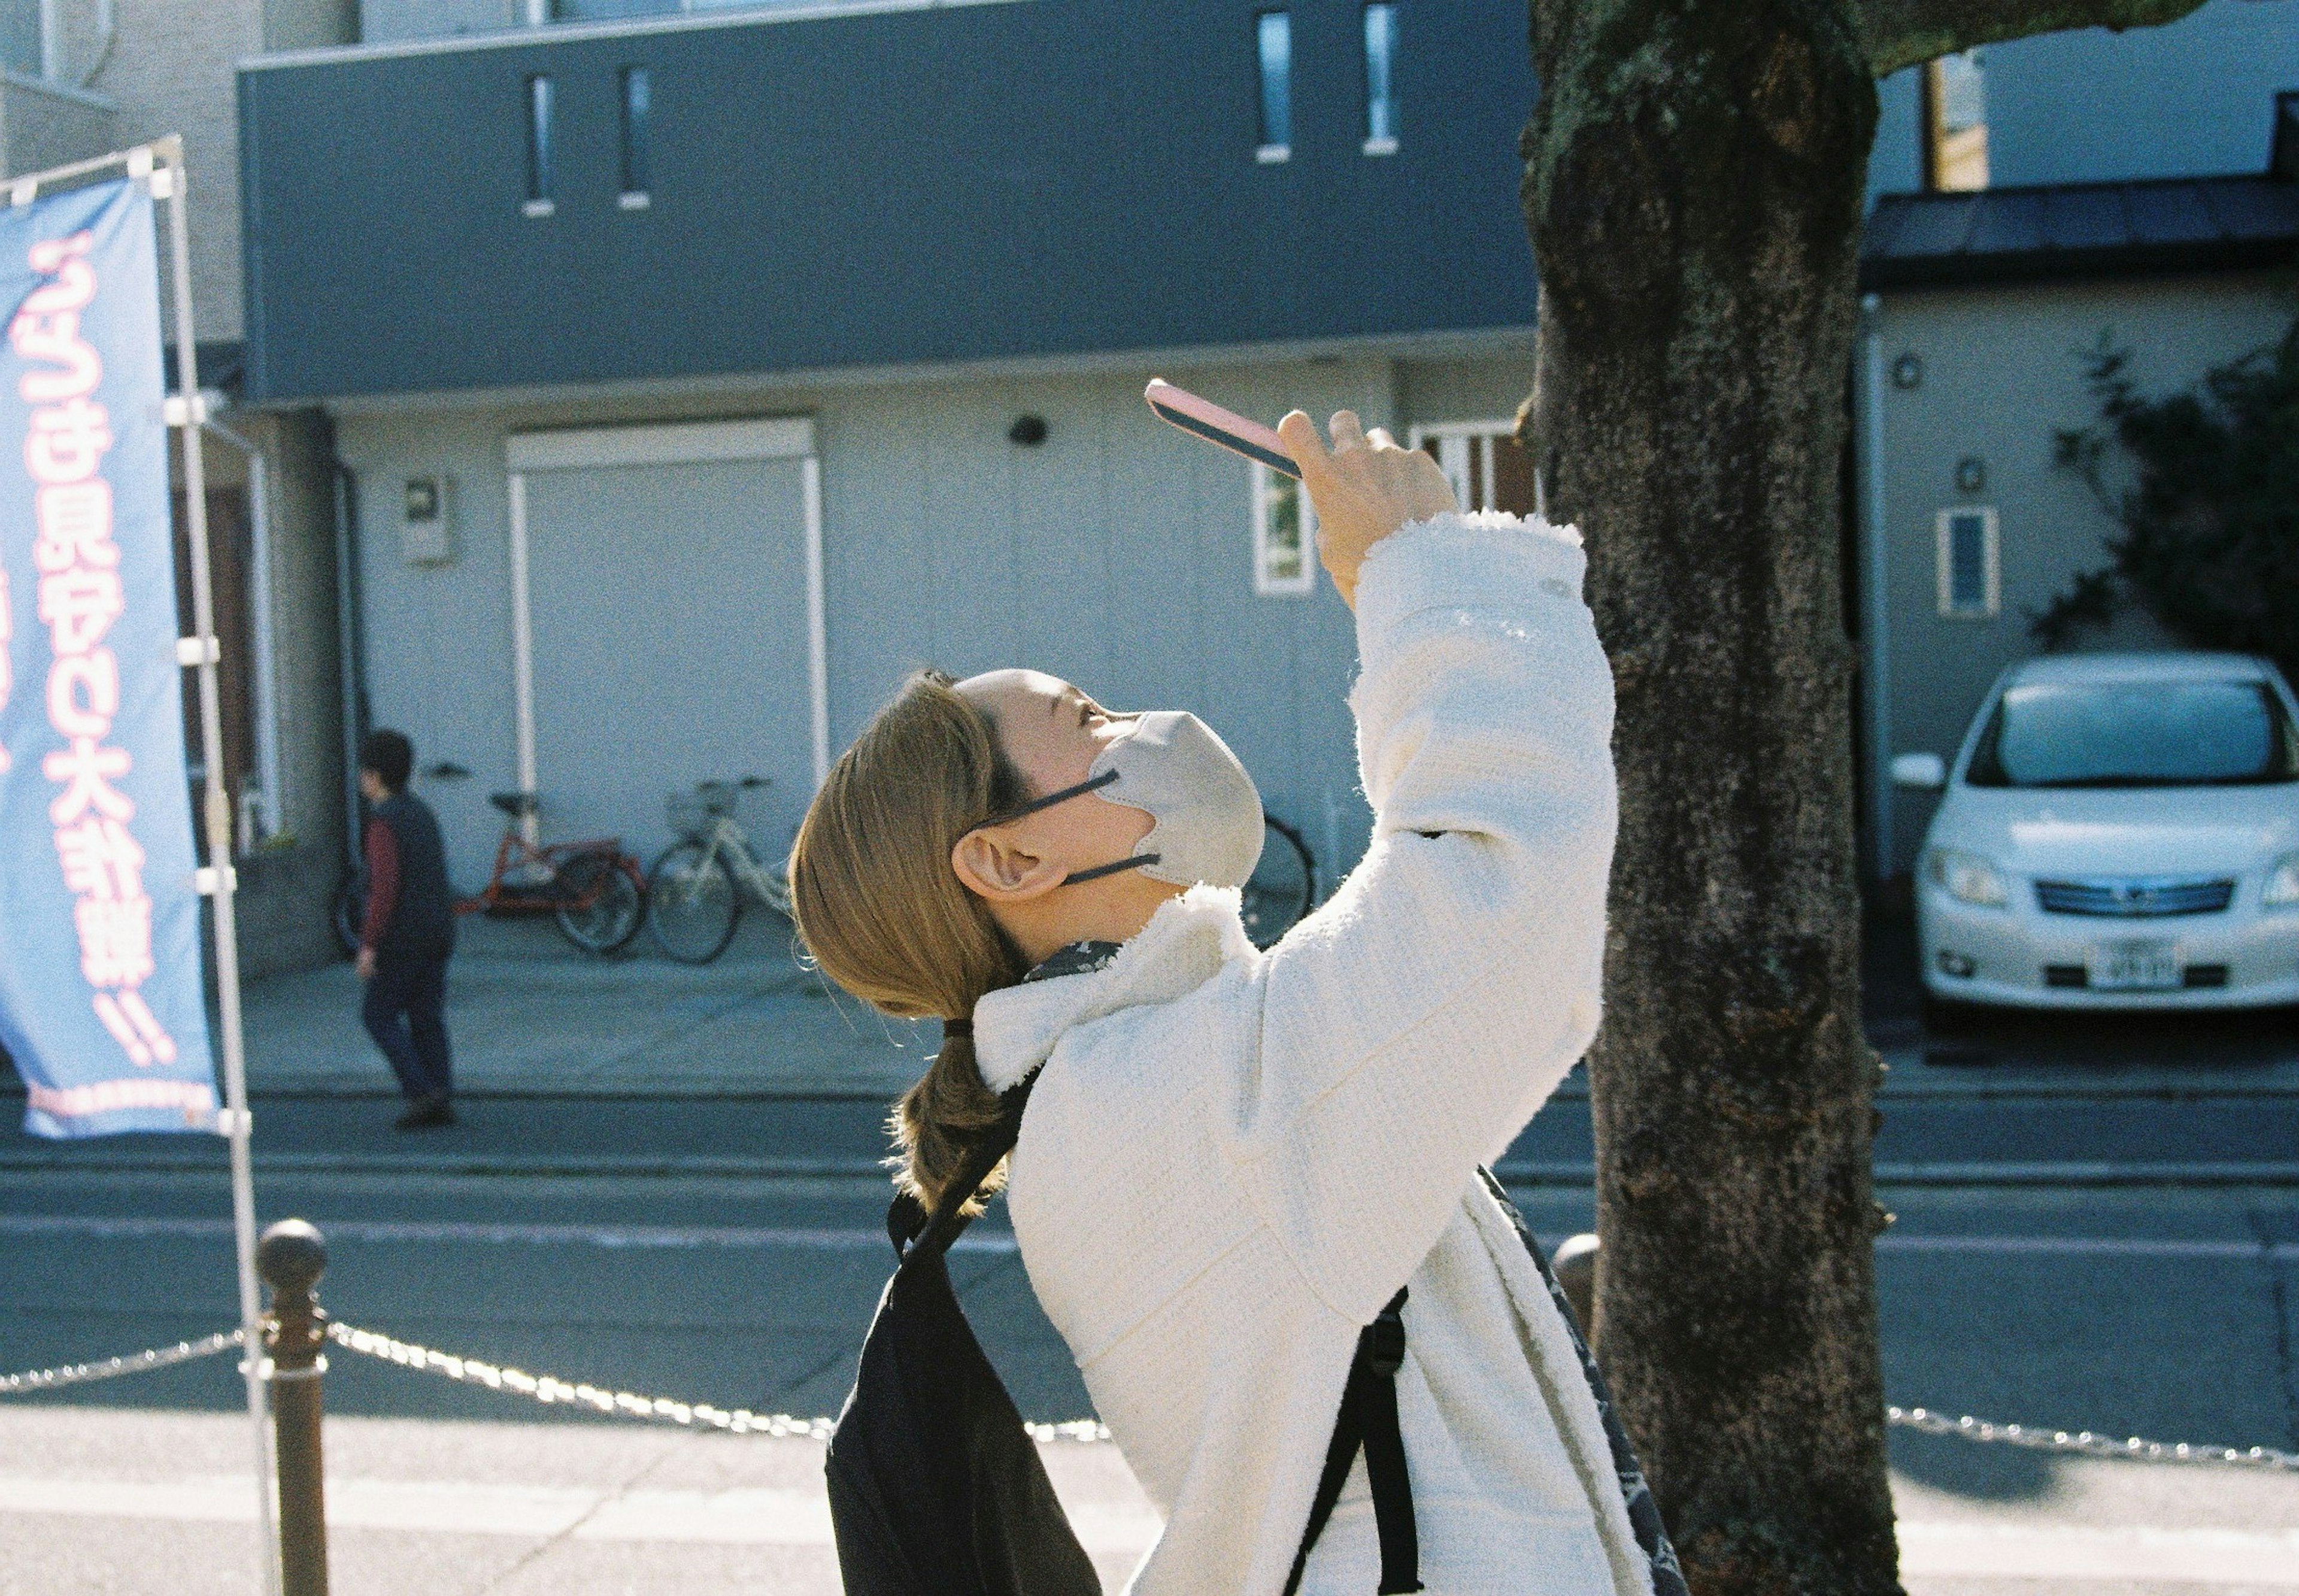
240, 0, 1541, 403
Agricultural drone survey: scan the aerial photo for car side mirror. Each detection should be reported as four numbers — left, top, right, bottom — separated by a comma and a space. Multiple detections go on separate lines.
1891, 753, 1947, 791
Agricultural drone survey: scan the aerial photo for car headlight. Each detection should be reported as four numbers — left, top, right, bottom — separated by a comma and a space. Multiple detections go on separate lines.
2265, 852, 2299, 909
1927, 848, 2010, 908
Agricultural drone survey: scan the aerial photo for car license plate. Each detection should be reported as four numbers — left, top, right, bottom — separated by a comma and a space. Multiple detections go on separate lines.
2089, 939, 2182, 991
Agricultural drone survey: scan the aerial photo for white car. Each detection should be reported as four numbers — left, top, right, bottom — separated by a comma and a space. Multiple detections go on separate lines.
1899, 651, 2299, 1015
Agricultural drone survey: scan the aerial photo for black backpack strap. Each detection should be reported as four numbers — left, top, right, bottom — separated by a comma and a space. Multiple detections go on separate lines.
1285, 1287, 1423, 1596
888, 1078, 1037, 1266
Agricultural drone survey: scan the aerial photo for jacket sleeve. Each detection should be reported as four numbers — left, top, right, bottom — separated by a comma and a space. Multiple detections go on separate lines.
361, 817, 400, 953
1237, 509, 1617, 1322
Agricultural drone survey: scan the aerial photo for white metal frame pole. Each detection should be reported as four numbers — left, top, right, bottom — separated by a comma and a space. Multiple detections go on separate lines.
801, 454, 828, 790
151, 136, 280, 1596
506, 471, 539, 843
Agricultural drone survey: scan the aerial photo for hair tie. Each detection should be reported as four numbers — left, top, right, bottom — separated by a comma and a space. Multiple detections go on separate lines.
942, 1018, 973, 1040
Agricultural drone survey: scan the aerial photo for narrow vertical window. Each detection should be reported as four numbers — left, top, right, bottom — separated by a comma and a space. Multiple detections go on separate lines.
523, 74, 556, 217
1921, 49, 1988, 192
619, 66, 652, 208
1362, 3, 1398, 154
1255, 11, 1292, 163
1936, 507, 1999, 618
1254, 462, 1315, 595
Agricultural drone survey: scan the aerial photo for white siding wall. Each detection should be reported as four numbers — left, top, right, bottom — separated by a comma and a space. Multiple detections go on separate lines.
338, 353, 1536, 894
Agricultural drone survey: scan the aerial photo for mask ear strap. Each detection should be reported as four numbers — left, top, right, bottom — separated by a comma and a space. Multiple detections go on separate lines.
975, 768, 1154, 885
1064, 852, 1161, 886
981, 766, 1120, 827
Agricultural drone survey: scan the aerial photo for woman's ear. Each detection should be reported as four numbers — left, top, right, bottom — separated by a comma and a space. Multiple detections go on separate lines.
952, 827, 1069, 903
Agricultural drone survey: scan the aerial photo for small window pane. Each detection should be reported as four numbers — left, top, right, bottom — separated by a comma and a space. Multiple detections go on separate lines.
1937, 50, 1986, 135
620, 66, 652, 195
1925, 48, 1989, 191
1363, 4, 1397, 145
1257, 12, 1293, 153
1255, 462, 1315, 595
1937, 507, 1997, 617
525, 75, 556, 204
1948, 514, 1987, 611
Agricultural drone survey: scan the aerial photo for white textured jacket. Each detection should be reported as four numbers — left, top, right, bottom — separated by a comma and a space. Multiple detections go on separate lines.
973, 511, 1646, 1596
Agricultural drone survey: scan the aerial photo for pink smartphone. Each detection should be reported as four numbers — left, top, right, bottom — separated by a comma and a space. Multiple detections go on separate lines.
1144, 379, 1300, 480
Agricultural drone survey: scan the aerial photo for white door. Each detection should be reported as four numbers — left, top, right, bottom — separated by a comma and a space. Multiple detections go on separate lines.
508, 420, 819, 870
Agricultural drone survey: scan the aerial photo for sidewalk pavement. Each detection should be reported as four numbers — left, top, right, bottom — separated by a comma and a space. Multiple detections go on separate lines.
241, 914, 932, 1100
235, 908, 2299, 1102
5, 1405, 2294, 1594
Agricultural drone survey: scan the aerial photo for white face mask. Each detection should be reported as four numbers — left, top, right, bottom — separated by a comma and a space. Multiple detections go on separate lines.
991, 709, 1266, 891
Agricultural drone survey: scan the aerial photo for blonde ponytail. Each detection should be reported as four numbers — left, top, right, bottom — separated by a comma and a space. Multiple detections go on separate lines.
790, 672, 1029, 1215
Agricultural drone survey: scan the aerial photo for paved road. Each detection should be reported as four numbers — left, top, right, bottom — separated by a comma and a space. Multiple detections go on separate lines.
1, 1160, 2295, 1594
4, 1072, 2293, 1180
5, 902, 2298, 1591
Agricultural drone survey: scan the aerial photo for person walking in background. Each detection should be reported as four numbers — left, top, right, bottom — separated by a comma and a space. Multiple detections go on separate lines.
355, 729, 458, 1130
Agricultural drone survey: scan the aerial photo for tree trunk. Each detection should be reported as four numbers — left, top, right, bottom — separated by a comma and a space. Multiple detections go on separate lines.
1516, 1, 2221, 1591
1520, 4, 1892, 1591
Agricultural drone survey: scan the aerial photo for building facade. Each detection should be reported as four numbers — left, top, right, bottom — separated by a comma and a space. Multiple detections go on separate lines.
239, 0, 1545, 890
222, 0, 2299, 918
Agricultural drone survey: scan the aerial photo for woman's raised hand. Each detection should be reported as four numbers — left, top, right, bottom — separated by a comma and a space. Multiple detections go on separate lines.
1277, 409, 1460, 610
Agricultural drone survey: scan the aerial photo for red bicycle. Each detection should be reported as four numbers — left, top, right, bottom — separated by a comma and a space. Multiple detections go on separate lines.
332, 790, 647, 957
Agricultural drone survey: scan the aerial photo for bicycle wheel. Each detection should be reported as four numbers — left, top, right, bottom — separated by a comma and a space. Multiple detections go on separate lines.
330, 867, 367, 958
554, 850, 643, 955
1240, 812, 1317, 949
646, 841, 742, 964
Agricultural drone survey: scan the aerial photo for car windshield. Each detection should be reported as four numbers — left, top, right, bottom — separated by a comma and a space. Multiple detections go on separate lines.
1966, 678, 2299, 788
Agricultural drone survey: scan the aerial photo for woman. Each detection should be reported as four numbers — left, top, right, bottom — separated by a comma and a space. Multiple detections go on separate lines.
791, 411, 1646, 1596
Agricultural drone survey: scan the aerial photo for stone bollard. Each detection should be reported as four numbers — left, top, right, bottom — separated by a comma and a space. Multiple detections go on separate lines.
1551, 1232, 1600, 1341
259, 1220, 330, 1596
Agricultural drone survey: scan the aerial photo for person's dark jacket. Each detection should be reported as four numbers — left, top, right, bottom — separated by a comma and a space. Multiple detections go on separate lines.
362, 791, 455, 960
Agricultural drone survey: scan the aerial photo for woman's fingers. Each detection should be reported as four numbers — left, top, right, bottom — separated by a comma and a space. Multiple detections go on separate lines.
1278, 410, 1333, 485
1329, 411, 1369, 453
1366, 426, 1398, 450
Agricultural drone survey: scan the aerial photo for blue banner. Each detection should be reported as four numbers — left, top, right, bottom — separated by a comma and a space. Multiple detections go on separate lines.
0, 176, 219, 1137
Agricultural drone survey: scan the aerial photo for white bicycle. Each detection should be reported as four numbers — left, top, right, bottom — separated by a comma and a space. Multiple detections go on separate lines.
644, 777, 793, 964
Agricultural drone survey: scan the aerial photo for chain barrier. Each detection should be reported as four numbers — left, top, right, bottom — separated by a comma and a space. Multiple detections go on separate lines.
324, 1322, 1114, 1443
0, 1329, 244, 1395
1888, 1406, 2299, 1471
325, 1323, 836, 1439
6, 1324, 2291, 1471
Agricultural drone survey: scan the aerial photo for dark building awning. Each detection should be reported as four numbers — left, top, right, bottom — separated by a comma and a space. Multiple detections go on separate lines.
1861, 172, 2299, 289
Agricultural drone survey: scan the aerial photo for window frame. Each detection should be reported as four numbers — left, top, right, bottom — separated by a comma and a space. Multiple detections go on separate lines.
1406, 419, 1542, 518
618, 64, 653, 209
1252, 459, 1317, 597
1361, 1, 1399, 156
1255, 10, 1293, 163
1934, 505, 2000, 620
523, 73, 557, 217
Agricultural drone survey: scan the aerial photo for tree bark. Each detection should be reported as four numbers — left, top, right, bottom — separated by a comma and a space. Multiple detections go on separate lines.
1858, 0, 2224, 74
1515, 1, 2215, 1593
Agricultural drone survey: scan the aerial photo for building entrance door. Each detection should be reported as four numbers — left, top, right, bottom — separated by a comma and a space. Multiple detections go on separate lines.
506, 418, 823, 873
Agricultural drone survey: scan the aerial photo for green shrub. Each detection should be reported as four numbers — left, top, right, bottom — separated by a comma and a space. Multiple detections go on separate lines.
2033, 314, 2299, 684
